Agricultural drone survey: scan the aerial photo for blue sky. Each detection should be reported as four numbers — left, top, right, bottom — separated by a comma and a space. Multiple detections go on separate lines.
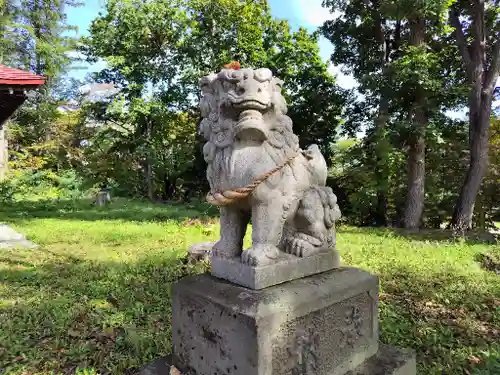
65, 0, 357, 88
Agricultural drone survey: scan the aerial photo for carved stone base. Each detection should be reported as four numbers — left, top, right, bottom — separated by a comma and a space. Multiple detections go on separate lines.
172, 268, 383, 375
346, 344, 416, 375
139, 345, 416, 375
210, 249, 341, 289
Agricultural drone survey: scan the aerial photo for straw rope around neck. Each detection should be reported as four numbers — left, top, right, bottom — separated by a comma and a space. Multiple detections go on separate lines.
206, 153, 298, 206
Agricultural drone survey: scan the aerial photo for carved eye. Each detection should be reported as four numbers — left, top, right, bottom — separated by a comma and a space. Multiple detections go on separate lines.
199, 82, 209, 92
228, 69, 244, 82
273, 77, 284, 89
222, 80, 234, 91
254, 68, 273, 82
199, 74, 216, 90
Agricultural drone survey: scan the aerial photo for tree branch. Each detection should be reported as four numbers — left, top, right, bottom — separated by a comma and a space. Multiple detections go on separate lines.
485, 29, 500, 94
450, 7, 473, 80
471, 0, 485, 50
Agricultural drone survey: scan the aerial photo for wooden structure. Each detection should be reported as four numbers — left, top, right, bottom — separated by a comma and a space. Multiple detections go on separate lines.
0, 65, 45, 178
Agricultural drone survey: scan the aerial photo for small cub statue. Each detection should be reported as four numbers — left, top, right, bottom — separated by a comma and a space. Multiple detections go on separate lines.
199, 66, 341, 266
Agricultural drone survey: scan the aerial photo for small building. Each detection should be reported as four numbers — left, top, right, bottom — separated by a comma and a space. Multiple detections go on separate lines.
0, 65, 46, 178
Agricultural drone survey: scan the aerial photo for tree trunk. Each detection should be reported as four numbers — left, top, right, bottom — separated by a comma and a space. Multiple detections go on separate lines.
163, 176, 175, 200
449, 1, 500, 231
371, 14, 391, 227
475, 189, 486, 231
403, 120, 426, 229
145, 121, 154, 201
373, 96, 390, 227
0, 122, 8, 180
403, 16, 427, 229
451, 99, 492, 230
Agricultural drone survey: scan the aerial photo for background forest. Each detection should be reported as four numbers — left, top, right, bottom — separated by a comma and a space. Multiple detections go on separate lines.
1, 0, 500, 232
1, 2, 500, 375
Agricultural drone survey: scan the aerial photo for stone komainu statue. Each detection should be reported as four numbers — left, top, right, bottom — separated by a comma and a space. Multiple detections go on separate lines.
199, 66, 341, 266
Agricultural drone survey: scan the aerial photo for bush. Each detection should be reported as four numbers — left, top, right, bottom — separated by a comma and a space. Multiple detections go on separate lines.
0, 169, 91, 202
0, 178, 17, 203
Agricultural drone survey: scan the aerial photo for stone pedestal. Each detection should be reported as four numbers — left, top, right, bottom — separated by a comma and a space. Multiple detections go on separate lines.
170, 267, 416, 375
210, 250, 341, 290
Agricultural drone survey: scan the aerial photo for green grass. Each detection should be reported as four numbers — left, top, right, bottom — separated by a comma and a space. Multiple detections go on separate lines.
0, 199, 499, 375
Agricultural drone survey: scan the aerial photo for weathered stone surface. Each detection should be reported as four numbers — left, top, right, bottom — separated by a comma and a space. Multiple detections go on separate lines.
139, 345, 415, 375
211, 249, 340, 289
172, 267, 379, 375
188, 242, 214, 262
345, 344, 416, 375
0, 224, 38, 249
95, 190, 111, 206
139, 355, 172, 375
197, 67, 341, 268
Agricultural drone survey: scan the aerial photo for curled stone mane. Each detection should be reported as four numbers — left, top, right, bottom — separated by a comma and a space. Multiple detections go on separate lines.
199, 68, 299, 185
199, 70, 297, 142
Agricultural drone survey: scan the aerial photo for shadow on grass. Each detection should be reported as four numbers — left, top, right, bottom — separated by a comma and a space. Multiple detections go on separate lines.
0, 198, 220, 224
338, 225, 499, 246
474, 250, 500, 275
1, 247, 499, 375
0, 248, 208, 375
379, 265, 500, 375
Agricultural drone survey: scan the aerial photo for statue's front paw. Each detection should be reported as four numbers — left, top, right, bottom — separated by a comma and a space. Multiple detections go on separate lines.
212, 240, 241, 259
241, 244, 280, 266
285, 237, 317, 257
284, 233, 323, 257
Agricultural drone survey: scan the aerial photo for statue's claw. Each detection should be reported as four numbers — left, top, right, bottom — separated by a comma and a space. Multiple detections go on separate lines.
285, 237, 316, 257
241, 244, 280, 266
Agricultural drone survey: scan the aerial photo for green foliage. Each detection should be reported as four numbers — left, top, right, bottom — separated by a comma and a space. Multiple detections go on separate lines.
0, 169, 89, 203
0, 177, 16, 203
0, 199, 498, 374
7, 0, 82, 78
72, 0, 349, 199
3, 0, 500, 228
477, 116, 500, 227
321, 0, 472, 227
330, 137, 406, 226
79, 96, 199, 199
330, 114, 472, 228
2, 0, 84, 185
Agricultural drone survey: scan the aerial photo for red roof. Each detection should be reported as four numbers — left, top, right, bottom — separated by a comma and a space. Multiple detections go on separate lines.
0, 65, 45, 85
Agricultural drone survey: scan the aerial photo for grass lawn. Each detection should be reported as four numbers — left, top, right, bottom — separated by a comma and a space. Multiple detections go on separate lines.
0, 198, 499, 375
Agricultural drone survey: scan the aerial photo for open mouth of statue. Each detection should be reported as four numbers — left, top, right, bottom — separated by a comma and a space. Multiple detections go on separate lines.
229, 97, 270, 111
234, 109, 268, 142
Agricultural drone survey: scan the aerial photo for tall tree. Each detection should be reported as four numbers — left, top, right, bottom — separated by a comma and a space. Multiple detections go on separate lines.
399, 1, 453, 229
82, 0, 349, 199
7, 0, 82, 146
402, 13, 427, 229
322, 0, 465, 228
449, 0, 500, 230
321, 0, 401, 226
0, 0, 19, 64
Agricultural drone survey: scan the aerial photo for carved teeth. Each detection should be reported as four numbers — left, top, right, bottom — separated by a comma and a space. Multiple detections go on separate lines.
233, 100, 268, 111
239, 110, 262, 121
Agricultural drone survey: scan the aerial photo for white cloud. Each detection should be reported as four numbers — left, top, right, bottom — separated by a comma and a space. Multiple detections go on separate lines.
328, 64, 358, 90
66, 50, 85, 60
292, 0, 341, 27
